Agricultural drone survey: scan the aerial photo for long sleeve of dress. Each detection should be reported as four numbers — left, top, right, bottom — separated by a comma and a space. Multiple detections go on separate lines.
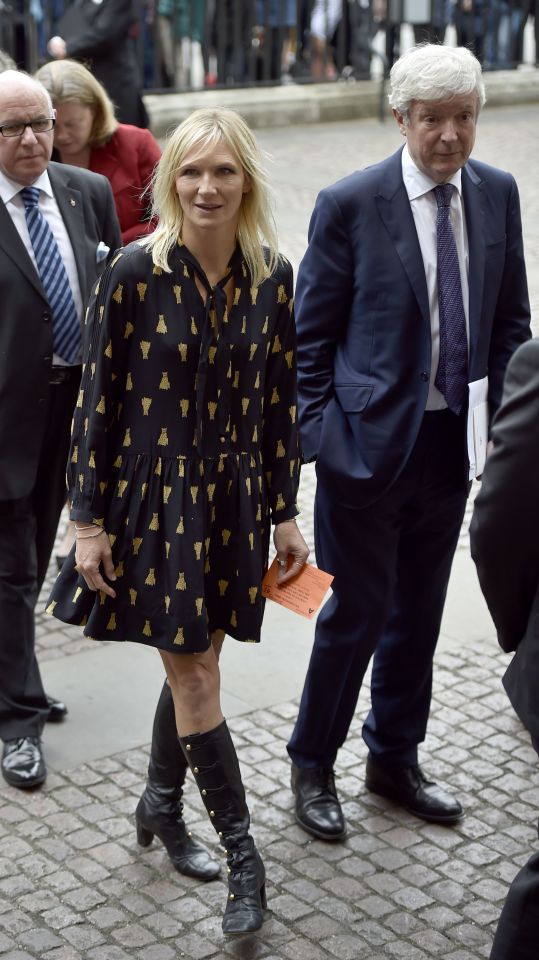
261, 258, 301, 524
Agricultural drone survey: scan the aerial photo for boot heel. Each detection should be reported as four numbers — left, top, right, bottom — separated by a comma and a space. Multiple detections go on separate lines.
260, 882, 267, 910
136, 819, 154, 847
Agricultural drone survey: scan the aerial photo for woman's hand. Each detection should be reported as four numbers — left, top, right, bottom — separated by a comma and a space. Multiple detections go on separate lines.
75, 527, 117, 598
273, 519, 310, 585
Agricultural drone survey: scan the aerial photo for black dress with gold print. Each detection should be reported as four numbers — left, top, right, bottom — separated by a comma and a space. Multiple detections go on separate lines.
47, 242, 301, 653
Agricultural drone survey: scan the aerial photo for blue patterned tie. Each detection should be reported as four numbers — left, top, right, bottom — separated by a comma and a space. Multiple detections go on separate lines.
21, 186, 81, 364
434, 183, 468, 415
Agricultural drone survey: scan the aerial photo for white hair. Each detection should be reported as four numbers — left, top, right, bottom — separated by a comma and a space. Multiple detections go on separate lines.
388, 44, 486, 120
0, 69, 54, 115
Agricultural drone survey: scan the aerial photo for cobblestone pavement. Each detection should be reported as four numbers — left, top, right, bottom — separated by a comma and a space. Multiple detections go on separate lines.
3, 104, 539, 959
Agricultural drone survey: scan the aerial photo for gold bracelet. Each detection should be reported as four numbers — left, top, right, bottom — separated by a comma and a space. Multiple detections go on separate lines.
75, 527, 105, 540
74, 524, 95, 531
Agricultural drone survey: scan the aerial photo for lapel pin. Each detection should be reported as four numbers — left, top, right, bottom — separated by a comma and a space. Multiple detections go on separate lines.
70, 198, 76, 206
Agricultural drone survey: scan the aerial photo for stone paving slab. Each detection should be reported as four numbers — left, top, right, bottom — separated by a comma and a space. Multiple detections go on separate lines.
1, 640, 538, 960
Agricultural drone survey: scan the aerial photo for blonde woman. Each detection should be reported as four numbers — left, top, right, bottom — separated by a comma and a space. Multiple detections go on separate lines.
36, 59, 161, 244
47, 108, 309, 934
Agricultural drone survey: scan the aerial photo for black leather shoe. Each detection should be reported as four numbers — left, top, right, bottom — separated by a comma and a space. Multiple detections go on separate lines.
1, 737, 46, 789
291, 763, 346, 841
365, 756, 463, 825
46, 695, 68, 723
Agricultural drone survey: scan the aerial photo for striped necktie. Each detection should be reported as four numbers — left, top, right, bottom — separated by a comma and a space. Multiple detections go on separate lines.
434, 183, 468, 415
21, 186, 81, 365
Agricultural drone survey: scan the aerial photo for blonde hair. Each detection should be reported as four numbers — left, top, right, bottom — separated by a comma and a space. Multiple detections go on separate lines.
35, 59, 117, 146
142, 108, 278, 288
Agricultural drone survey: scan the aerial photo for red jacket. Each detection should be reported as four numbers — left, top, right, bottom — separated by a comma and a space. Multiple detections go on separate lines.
90, 124, 161, 244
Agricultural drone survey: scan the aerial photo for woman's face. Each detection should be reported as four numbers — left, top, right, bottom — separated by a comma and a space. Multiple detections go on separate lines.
174, 138, 250, 241
53, 101, 95, 158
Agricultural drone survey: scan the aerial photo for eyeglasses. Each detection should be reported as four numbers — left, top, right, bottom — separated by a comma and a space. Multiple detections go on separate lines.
0, 118, 56, 138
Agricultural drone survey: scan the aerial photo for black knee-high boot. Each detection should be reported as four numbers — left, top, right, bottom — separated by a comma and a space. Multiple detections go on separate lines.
135, 681, 220, 880
179, 720, 266, 934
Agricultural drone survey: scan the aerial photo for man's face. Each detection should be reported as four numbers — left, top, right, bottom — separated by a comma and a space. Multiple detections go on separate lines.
393, 94, 479, 184
0, 78, 54, 186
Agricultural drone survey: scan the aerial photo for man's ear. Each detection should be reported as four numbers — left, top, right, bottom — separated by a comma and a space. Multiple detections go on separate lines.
392, 108, 407, 137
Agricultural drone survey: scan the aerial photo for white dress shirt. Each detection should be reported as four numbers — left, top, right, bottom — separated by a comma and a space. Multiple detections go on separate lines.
0, 167, 83, 366
401, 145, 470, 411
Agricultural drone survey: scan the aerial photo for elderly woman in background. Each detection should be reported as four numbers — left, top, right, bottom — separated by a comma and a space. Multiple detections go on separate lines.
47, 106, 309, 933
36, 59, 161, 245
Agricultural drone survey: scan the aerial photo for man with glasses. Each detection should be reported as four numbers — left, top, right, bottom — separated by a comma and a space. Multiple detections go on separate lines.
0, 70, 121, 789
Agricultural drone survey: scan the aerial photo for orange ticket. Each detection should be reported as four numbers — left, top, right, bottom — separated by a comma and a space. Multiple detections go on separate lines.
262, 558, 334, 619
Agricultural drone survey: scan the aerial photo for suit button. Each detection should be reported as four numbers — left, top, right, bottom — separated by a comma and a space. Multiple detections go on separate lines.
420, 371, 429, 382
43, 311, 51, 323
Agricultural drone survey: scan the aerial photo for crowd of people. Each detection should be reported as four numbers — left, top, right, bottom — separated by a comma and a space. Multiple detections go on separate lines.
0, 29, 537, 958
2, 0, 539, 89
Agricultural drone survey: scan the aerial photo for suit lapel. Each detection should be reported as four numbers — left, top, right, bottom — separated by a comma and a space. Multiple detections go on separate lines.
461, 162, 486, 369
374, 149, 431, 332
48, 163, 89, 300
0, 196, 47, 300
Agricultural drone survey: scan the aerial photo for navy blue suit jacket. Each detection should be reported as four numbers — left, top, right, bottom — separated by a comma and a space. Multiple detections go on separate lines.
295, 147, 531, 508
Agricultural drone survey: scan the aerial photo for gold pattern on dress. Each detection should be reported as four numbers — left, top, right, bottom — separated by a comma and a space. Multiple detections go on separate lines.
276, 439, 285, 458
289, 405, 296, 422
137, 282, 147, 301
208, 401, 217, 420
156, 315, 167, 333
112, 283, 123, 304
179, 399, 189, 418
285, 350, 293, 369
149, 513, 159, 531
107, 613, 117, 630
230, 610, 237, 627
141, 397, 152, 416
195, 598, 203, 616
272, 334, 281, 353
249, 587, 258, 604
46, 600, 57, 615
178, 460, 185, 477
123, 428, 131, 447
252, 425, 258, 443
241, 317, 246, 334
141, 482, 148, 500
174, 627, 185, 645
163, 486, 172, 504
114, 561, 124, 578
129, 588, 137, 605
245, 477, 251, 495
173, 284, 181, 303
117, 480, 128, 497
158, 427, 169, 446
191, 317, 198, 335
76, 389, 83, 408
154, 459, 162, 476
190, 485, 198, 504
159, 371, 170, 390
209, 308, 217, 330
165, 595, 171, 613
233, 370, 239, 389
73, 586, 83, 603
99, 590, 107, 605
256, 503, 261, 522
248, 532, 254, 550
140, 340, 151, 359
254, 371, 260, 389
198, 461, 205, 476
277, 284, 287, 303
145, 568, 156, 586
271, 387, 279, 405
113, 455, 122, 468
250, 287, 258, 305
275, 493, 286, 511
143, 620, 152, 636
218, 579, 228, 596
71, 445, 78, 464
96, 395, 106, 414
231, 425, 237, 443
165, 541, 171, 558
222, 529, 231, 546
78, 473, 84, 491
218, 456, 225, 473
124, 321, 134, 339
204, 556, 210, 573
132, 537, 143, 556
242, 398, 250, 415
104, 340, 112, 359
126, 372, 133, 390
178, 343, 188, 361
207, 483, 215, 502
88, 450, 96, 468
177, 517, 184, 533
194, 541, 202, 559
262, 317, 268, 334
107, 531, 115, 544
176, 571, 186, 590
234, 287, 241, 306
153, 265, 163, 275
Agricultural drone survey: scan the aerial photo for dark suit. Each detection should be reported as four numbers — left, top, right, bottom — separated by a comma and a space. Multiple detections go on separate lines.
0, 161, 121, 741
470, 338, 539, 960
287, 146, 531, 771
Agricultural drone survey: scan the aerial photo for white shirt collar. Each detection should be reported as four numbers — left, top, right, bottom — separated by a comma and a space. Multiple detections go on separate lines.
0, 168, 53, 206
401, 144, 463, 201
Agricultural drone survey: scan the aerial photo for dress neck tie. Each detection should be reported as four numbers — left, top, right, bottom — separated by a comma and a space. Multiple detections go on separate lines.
21, 186, 81, 365
433, 183, 468, 415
